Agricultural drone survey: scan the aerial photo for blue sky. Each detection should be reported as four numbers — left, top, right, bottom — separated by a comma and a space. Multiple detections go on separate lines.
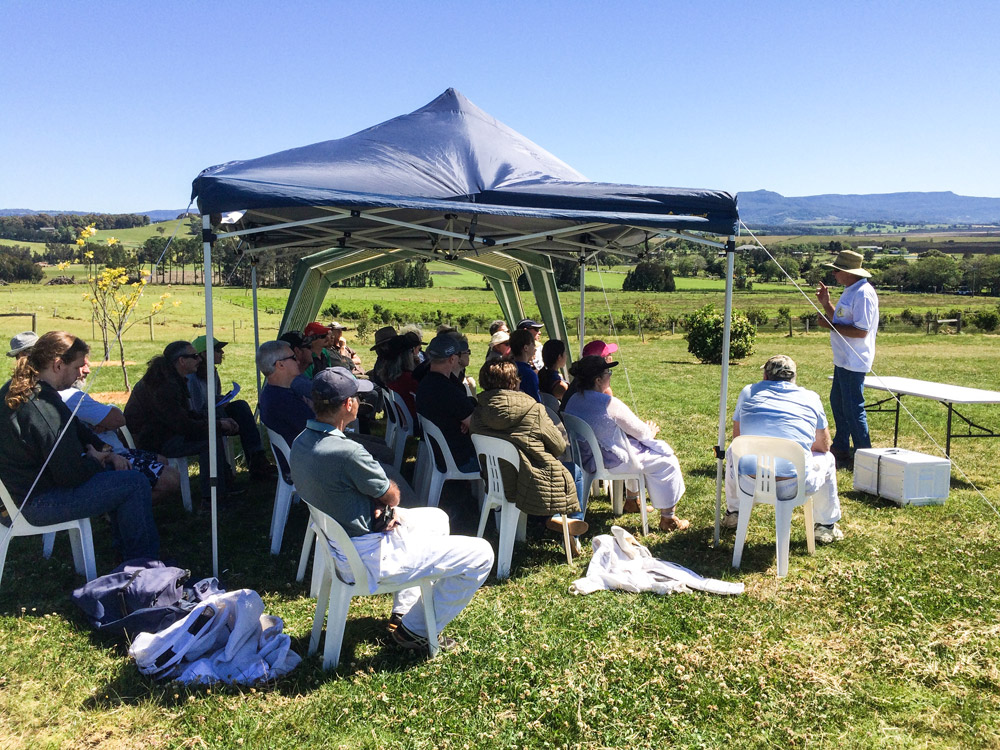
2, 0, 997, 213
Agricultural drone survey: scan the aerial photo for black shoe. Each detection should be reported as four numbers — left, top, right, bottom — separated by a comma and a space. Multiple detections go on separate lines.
387, 612, 403, 633
831, 450, 853, 470
249, 452, 278, 480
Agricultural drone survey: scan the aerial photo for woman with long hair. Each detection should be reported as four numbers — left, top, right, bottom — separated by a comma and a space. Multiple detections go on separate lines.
563, 355, 689, 533
0, 331, 159, 560
376, 333, 420, 420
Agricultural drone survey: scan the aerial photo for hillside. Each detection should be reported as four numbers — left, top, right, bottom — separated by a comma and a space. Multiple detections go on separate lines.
738, 190, 1000, 227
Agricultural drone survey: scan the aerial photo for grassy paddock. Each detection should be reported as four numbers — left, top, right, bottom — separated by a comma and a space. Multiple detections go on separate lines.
1, 284, 1000, 748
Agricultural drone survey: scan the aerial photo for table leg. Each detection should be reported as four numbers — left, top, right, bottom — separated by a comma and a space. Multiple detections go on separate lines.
946, 403, 953, 458
893, 396, 901, 447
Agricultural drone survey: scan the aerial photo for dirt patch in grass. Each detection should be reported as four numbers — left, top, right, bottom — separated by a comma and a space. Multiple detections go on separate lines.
89, 391, 131, 404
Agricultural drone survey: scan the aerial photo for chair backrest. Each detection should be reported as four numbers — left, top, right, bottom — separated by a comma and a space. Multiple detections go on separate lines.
560, 412, 610, 474
539, 392, 560, 412
265, 426, 295, 483
471, 434, 519, 502
729, 435, 807, 506
543, 404, 562, 426
119, 425, 137, 451
302, 500, 371, 592
417, 414, 465, 475
382, 387, 398, 445
390, 390, 414, 437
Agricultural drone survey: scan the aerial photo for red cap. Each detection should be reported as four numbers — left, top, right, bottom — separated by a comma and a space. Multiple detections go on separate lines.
304, 322, 331, 337
582, 340, 618, 358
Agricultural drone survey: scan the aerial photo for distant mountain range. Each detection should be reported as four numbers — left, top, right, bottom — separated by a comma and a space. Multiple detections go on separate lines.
0, 209, 191, 223
737, 190, 1000, 227
4, 191, 1000, 228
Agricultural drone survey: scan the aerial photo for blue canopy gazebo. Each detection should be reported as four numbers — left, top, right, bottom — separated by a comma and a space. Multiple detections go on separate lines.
191, 88, 740, 574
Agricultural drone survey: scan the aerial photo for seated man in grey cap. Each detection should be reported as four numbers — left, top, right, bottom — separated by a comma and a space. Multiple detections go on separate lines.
291, 367, 493, 652
722, 355, 843, 544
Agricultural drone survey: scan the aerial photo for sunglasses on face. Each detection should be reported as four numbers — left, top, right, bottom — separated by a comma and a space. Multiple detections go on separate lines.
179, 353, 200, 360
277, 355, 296, 364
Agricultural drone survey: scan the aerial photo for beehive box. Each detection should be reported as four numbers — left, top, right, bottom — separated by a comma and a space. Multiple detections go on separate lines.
853, 447, 950, 506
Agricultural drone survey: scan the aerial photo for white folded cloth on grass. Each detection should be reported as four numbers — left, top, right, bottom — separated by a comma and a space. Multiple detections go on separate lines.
569, 526, 744, 597
129, 589, 301, 685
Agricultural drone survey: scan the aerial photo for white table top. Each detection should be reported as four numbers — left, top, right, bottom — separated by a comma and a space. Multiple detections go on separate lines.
859, 375, 1000, 405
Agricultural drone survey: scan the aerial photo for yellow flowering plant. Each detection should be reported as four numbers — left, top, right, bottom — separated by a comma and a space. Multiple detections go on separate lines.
79, 224, 178, 389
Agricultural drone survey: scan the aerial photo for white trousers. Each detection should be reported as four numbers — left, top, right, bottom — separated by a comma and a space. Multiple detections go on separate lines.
366, 507, 494, 638
611, 440, 686, 511
725, 449, 842, 526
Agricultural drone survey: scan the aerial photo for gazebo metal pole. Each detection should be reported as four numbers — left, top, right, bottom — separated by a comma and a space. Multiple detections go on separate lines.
251, 259, 261, 396
202, 214, 219, 577
713, 235, 737, 547
578, 253, 586, 357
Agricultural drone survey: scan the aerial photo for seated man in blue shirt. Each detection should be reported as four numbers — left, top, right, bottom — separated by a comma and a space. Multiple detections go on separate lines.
290, 367, 493, 652
722, 355, 844, 544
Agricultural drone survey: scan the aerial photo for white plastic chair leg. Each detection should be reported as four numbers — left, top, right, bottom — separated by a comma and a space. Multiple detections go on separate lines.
296, 522, 316, 583
774, 501, 794, 578
804, 499, 816, 555
309, 563, 332, 657
427, 473, 445, 509
638, 477, 649, 537
611, 480, 624, 515
732, 492, 755, 570
269, 483, 294, 555
322, 583, 353, 670
0, 531, 12, 590
68, 522, 96, 580
559, 514, 573, 565
42, 532, 55, 559
170, 457, 193, 513
495, 501, 523, 580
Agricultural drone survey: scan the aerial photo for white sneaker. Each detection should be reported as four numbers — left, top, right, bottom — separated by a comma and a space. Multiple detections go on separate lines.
720, 511, 739, 530
814, 523, 844, 544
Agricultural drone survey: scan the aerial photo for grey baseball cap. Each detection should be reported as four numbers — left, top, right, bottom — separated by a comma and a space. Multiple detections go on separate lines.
763, 355, 797, 381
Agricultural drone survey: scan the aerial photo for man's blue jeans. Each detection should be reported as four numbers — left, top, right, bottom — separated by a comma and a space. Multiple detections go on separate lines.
24, 469, 159, 560
829, 366, 871, 454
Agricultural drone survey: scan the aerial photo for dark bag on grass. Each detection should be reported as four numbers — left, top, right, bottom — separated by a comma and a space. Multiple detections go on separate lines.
72, 558, 194, 639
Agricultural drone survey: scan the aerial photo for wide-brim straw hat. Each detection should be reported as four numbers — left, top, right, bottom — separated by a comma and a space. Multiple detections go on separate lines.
824, 250, 871, 278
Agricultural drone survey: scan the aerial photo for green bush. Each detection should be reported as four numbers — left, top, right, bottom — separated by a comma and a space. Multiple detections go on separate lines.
684, 304, 756, 364
744, 306, 769, 327
970, 309, 1000, 332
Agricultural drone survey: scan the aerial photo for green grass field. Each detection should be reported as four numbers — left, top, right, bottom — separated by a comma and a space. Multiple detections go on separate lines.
2, 281, 1000, 748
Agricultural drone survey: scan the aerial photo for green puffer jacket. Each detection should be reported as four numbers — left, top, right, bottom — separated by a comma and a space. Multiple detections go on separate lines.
470, 388, 579, 517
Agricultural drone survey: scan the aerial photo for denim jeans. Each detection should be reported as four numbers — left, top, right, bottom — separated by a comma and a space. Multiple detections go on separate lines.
561, 460, 586, 520
24, 469, 159, 560
829, 366, 871, 454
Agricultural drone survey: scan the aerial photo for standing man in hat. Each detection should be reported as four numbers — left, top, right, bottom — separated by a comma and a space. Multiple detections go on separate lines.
516, 319, 545, 370
816, 250, 879, 467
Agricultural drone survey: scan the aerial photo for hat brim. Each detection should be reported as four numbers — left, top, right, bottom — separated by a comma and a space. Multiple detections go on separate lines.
823, 263, 871, 278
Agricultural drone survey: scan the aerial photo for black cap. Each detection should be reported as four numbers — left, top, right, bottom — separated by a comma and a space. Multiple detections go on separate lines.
517, 318, 544, 330
278, 331, 308, 349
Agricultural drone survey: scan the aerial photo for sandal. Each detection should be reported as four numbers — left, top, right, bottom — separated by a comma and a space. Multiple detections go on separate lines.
658, 516, 690, 533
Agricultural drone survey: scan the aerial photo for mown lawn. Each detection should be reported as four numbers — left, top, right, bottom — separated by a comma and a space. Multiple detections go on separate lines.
1, 282, 999, 748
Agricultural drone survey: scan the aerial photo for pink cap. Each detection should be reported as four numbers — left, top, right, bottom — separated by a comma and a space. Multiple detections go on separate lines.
582, 340, 618, 358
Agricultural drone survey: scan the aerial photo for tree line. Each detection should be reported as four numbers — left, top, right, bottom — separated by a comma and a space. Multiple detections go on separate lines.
0, 213, 150, 243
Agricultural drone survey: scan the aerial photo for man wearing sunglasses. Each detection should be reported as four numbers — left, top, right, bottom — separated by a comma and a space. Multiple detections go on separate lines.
125, 340, 239, 504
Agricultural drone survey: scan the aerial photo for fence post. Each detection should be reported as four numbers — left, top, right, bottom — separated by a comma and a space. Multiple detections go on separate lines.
233, 321, 237, 344
957, 312, 962, 334
31, 313, 36, 332
149, 317, 154, 341
805, 319, 810, 334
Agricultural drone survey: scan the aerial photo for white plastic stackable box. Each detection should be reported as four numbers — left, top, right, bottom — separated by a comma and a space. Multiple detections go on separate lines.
853, 448, 950, 506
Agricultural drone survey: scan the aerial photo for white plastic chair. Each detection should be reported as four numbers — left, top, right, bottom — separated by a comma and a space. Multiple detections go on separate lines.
1, 476, 96, 591
539, 392, 560, 412
387, 391, 414, 472
120, 426, 193, 513
382, 387, 398, 452
415, 416, 483, 509
265, 427, 299, 555
729, 435, 817, 578
304, 501, 442, 670
472, 435, 572, 579
560, 412, 650, 536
